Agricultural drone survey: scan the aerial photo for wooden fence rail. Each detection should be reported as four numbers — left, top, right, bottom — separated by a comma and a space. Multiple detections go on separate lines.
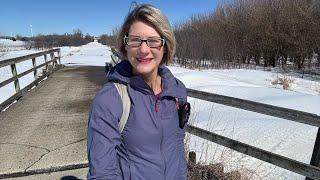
110, 50, 320, 179
186, 125, 320, 180
187, 88, 320, 127
186, 85, 320, 180
0, 48, 61, 111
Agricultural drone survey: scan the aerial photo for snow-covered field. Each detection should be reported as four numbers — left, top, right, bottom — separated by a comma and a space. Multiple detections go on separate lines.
1, 39, 320, 179
0, 39, 27, 53
0, 40, 110, 104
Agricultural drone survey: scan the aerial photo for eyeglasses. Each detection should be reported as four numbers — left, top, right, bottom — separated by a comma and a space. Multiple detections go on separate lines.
124, 36, 165, 48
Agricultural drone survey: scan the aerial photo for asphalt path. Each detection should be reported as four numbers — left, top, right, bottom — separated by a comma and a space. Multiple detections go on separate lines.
0, 66, 107, 179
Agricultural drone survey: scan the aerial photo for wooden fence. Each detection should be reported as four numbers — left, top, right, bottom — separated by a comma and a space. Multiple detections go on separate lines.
0, 48, 61, 111
186, 89, 320, 180
111, 50, 320, 180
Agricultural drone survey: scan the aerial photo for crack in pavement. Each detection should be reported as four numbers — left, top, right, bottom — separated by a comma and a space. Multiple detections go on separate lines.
51, 138, 86, 152
24, 151, 50, 172
0, 142, 50, 152
0, 142, 50, 173
24, 138, 86, 171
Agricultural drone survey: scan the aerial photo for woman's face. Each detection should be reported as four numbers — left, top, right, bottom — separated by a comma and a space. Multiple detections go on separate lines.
125, 21, 165, 77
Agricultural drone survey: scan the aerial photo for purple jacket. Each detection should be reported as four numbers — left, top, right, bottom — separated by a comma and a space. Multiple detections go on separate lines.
87, 60, 187, 180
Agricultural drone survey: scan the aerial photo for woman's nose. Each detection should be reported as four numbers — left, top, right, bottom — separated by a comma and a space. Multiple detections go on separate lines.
138, 41, 149, 54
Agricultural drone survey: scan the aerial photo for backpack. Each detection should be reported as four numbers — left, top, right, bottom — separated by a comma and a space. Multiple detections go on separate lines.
108, 51, 131, 133
113, 82, 131, 133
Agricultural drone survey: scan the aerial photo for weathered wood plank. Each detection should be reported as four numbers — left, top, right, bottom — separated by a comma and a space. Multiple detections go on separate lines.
32, 58, 37, 79
0, 48, 59, 68
0, 58, 57, 88
307, 128, 320, 180
187, 88, 320, 127
186, 125, 320, 180
10, 64, 20, 93
111, 47, 126, 60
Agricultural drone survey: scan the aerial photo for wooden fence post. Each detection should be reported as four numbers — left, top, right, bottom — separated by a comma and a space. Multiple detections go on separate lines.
32, 58, 37, 79
58, 49, 61, 64
189, 151, 196, 165
10, 64, 20, 93
44, 54, 48, 71
50, 53, 55, 67
306, 128, 320, 180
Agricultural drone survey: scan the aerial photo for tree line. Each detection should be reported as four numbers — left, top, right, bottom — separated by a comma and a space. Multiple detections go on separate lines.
31, 29, 94, 49
100, 0, 320, 71
98, 27, 119, 47
175, 0, 320, 70
1, 29, 94, 49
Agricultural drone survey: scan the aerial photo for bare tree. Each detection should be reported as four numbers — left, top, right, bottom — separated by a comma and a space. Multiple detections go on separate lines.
173, 0, 320, 71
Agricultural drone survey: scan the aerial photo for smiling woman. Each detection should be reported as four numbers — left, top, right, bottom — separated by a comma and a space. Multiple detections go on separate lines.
124, 21, 165, 90
87, 4, 189, 180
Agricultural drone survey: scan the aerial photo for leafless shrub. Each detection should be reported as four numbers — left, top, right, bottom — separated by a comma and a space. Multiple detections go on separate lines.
0, 41, 10, 54
99, 26, 119, 47
271, 73, 295, 90
311, 82, 320, 95
24, 41, 34, 50
32, 29, 94, 49
316, 87, 320, 95
174, 0, 320, 71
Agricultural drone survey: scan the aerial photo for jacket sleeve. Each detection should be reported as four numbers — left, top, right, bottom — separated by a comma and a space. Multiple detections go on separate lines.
87, 84, 123, 180
175, 127, 188, 179
176, 84, 188, 179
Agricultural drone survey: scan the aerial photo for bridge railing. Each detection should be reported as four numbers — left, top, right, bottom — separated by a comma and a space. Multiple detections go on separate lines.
0, 48, 61, 111
186, 89, 320, 180
111, 49, 320, 180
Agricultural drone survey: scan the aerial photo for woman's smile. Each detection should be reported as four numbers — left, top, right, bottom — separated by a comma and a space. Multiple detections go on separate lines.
136, 57, 153, 64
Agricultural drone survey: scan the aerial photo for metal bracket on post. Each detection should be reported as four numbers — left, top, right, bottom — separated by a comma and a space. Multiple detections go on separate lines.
306, 128, 320, 180
10, 64, 20, 93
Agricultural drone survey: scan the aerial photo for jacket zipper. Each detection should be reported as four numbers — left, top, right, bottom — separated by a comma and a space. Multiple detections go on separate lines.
154, 95, 166, 180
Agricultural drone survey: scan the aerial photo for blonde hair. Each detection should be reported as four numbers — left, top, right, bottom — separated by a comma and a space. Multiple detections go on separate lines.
117, 4, 176, 64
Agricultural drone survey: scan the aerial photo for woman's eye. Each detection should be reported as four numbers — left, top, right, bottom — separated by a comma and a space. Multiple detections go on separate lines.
130, 38, 141, 42
148, 39, 159, 43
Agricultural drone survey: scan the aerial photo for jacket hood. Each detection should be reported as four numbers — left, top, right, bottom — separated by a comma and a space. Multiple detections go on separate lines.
107, 60, 186, 100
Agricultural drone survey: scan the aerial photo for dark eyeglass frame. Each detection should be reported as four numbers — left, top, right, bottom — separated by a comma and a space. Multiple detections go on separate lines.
124, 36, 165, 48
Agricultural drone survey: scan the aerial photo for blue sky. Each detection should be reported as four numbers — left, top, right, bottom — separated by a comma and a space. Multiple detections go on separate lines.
0, 0, 218, 37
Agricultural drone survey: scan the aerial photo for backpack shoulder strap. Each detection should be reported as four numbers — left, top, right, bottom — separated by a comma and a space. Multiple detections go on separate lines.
113, 82, 131, 133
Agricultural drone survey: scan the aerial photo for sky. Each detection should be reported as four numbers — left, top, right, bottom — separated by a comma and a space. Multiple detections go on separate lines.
0, 0, 218, 37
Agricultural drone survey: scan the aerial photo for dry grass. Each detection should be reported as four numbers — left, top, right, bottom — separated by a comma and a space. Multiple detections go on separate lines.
271, 73, 295, 90
185, 101, 254, 179
312, 82, 320, 95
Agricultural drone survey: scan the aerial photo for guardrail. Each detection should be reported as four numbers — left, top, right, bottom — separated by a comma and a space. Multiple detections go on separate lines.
0, 48, 61, 111
111, 49, 320, 180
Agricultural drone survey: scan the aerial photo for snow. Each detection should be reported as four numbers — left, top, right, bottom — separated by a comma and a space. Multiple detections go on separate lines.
0, 39, 29, 53
1, 40, 320, 179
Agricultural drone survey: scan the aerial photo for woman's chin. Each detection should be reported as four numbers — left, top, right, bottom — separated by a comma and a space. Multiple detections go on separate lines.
134, 66, 155, 76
